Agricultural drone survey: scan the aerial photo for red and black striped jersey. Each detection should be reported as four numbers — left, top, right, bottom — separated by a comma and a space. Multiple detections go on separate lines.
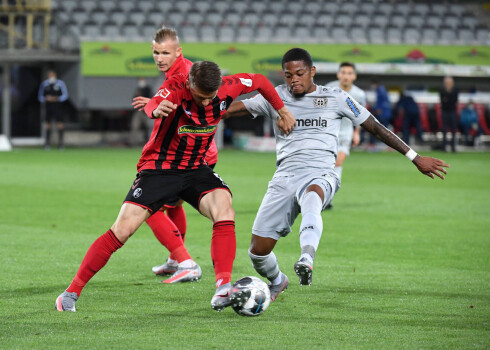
139, 73, 283, 171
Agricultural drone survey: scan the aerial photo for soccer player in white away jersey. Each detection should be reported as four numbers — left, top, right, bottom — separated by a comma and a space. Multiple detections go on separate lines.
224, 48, 449, 302
326, 62, 366, 208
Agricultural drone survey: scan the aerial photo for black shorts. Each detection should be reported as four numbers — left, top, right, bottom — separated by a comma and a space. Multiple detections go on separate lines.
46, 103, 64, 123
163, 162, 217, 208
124, 165, 229, 214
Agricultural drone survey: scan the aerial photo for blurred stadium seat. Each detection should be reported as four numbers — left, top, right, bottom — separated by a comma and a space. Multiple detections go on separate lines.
42, 0, 488, 46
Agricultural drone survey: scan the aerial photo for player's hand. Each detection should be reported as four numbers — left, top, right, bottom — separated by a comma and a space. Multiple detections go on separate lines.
277, 107, 296, 135
132, 96, 150, 111
352, 130, 361, 147
152, 100, 177, 118
413, 155, 450, 180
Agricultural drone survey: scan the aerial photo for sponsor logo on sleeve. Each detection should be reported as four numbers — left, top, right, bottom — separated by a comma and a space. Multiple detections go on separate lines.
313, 97, 328, 108
155, 88, 170, 99
346, 97, 360, 117
239, 78, 253, 87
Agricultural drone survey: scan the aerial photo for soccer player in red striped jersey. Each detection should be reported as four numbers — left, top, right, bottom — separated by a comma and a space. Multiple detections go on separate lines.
55, 60, 295, 313
132, 27, 217, 282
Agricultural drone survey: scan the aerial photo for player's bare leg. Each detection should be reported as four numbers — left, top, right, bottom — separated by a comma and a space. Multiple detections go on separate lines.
249, 235, 289, 301
56, 203, 149, 312
295, 184, 325, 286
199, 189, 236, 311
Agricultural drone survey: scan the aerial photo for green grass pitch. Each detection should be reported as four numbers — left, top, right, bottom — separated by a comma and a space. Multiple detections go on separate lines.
0, 148, 488, 349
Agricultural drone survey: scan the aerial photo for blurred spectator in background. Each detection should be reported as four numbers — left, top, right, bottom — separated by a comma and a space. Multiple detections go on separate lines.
396, 91, 423, 145
439, 76, 458, 152
38, 70, 68, 150
368, 80, 391, 148
129, 78, 153, 146
460, 101, 483, 146
372, 80, 392, 128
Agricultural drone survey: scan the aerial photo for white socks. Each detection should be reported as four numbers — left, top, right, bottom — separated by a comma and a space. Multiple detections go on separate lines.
178, 259, 195, 268
298, 191, 324, 265
249, 250, 281, 283
167, 258, 178, 266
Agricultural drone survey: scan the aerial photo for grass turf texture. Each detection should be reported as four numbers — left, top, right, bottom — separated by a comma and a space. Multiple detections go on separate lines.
0, 148, 488, 349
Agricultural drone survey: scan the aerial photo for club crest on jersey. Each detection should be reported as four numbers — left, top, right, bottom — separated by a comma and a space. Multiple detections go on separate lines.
178, 125, 217, 134
313, 97, 328, 108
220, 100, 227, 111
346, 97, 361, 117
155, 88, 170, 99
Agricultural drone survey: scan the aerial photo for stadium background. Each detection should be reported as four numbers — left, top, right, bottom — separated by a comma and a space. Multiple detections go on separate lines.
0, 1, 489, 349
0, 0, 489, 150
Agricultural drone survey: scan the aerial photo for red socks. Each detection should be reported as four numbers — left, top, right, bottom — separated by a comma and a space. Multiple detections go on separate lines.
211, 220, 236, 287
146, 210, 191, 263
167, 205, 187, 241
66, 229, 123, 296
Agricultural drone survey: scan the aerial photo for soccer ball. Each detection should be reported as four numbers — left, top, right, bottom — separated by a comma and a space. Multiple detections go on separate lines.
230, 276, 271, 316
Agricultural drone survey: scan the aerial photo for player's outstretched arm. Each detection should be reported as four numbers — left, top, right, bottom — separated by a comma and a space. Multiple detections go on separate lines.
276, 107, 296, 135
222, 101, 252, 119
151, 100, 177, 119
224, 101, 295, 135
361, 115, 450, 179
132, 96, 150, 111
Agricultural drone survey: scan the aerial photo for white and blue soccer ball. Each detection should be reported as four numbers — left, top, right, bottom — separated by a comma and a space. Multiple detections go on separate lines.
230, 276, 271, 316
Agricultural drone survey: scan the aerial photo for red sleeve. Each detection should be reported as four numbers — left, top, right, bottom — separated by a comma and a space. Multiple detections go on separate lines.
144, 78, 184, 119
226, 73, 284, 111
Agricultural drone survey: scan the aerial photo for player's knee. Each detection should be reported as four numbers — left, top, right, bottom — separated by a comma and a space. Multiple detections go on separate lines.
249, 236, 274, 256
111, 222, 138, 243
214, 206, 235, 223
249, 243, 272, 256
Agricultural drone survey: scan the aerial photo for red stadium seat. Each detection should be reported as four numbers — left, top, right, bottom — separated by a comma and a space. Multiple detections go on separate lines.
417, 103, 430, 131
475, 103, 490, 135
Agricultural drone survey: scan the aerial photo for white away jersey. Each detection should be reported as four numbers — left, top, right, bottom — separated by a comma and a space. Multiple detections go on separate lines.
326, 81, 367, 138
242, 84, 370, 175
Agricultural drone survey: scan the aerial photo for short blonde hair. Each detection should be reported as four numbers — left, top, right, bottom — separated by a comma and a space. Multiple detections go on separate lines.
153, 26, 179, 43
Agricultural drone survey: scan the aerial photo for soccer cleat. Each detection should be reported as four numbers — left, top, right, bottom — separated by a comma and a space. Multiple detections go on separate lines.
152, 259, 178, 276
162, 263, 202, 284
211, 283, 232, 312
55, 291, 78, 312
268, 273, 289, 301
294, 258, 313, 286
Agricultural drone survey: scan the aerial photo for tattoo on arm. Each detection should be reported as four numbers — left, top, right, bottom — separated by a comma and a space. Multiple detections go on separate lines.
361, 115, 410, 154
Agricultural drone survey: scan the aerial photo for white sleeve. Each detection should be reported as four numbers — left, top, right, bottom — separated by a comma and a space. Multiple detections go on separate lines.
358, 90, 367, 106
336, 90, 370, 126
242, 93, 277, 120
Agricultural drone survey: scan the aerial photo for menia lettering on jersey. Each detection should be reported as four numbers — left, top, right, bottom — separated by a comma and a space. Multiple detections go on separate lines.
296, 117, 328, 127
178, 125, 217, 134
346, 97, 360, 117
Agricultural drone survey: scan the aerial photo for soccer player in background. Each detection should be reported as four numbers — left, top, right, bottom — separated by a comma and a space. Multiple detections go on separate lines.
132, 26, 217, 283
439, 76, 458, 153
55, 61, 295, 312
326, 62, 366, 209
38, 70, 69, 150
224, 48, 449, 302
